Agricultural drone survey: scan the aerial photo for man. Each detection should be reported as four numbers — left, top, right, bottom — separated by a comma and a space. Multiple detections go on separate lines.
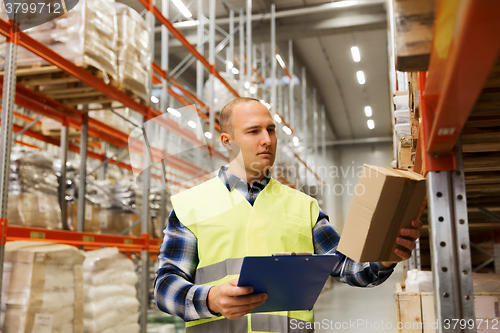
155, 97, 421, 333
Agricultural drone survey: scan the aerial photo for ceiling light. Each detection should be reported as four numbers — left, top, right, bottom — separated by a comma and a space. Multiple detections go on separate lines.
275, 54, 286, 69
151, 96, 159, 103
204, 132, 212, 139
332, 1, 357, 8
367, 119, 375, 129
232, 67, 239, 74
244, 82, 251, 89
293, 136, 299, 147
265, 103, 271, 110
167, 107, 181, 117
173, 20, 198, 28
351, 46, 360, 62
274, 114, 282, 123
356, 71, 365, 84
282, 126, 292, 135
249, 86, 256, 94
364, 106, 372, 117
172, 0, 192, 18
227, 61, 233, 69
188, 120, 196, 128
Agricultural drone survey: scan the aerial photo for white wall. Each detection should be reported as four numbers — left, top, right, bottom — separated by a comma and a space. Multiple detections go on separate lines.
313, 142, 400, 333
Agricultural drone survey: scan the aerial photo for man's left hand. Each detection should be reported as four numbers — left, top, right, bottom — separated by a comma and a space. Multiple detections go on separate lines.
381, 219, 423, 268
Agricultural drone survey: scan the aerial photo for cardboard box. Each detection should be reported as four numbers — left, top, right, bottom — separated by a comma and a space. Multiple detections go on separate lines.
337, 165, 426, 262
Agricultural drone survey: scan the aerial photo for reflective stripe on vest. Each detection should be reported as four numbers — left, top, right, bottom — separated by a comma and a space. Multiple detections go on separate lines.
172, 176, 320, 333
186, 315, 314, 333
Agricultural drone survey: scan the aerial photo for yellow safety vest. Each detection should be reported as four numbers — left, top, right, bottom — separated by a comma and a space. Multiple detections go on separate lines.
171, 176, 320, 333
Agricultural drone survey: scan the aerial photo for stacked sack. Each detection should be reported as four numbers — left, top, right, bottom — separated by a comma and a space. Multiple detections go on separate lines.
1, 241, 85, 333
113, 3, 151, 102
0, 0, 118, 83
82, 247, 139, 333
8, 147, 62, 229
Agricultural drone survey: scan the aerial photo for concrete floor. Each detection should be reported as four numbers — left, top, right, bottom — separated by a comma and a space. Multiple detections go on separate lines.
313, 264, 404, 333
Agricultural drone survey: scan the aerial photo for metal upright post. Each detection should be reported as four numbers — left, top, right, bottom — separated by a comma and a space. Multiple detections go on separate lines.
196, 0, 204, 98
160, 0, 170, 233
60, 122, 69, 228
208, 0, 215, 147
0, 31, 18, 299
301, 67, 307, 186
313, 88, 318, 173
77, 113, 89, 232
270, 4, 276, 116
246, 0, 252, 96
426, 142, 475, 333
288, 40, 294, 130
228, 9, 234, 82
252, 44, 257, 96
321, 105, 326, 166
239, 9, 244, 94
261, 43, 266, 101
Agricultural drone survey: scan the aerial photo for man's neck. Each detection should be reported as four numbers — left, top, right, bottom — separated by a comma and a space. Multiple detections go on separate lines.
227, 164, 268, 186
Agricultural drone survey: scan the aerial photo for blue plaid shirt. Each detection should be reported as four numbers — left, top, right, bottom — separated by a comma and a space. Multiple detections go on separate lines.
154, 167, 395, 321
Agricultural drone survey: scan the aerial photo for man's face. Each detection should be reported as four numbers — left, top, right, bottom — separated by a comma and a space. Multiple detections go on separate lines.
227, 102, 277, 178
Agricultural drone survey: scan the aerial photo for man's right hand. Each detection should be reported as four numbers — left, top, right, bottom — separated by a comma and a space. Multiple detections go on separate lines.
207, 279, 268, 319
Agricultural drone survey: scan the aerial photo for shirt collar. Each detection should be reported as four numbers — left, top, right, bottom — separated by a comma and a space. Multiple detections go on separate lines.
218, 166, 271, 192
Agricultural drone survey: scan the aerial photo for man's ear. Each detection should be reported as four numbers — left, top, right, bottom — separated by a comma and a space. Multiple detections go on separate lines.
220, 133, 232, 150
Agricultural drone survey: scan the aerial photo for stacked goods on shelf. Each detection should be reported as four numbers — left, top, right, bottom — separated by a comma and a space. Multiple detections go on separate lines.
82, 247, 139, 333
1, 241, 85, 333
150, 189, 171, 239
113, 3, 151, 103
98, 180, 152, 236
89, 103, 134, 133
68, 178, 102, 233
7, 147, 62, 229
0, 0, 118, 84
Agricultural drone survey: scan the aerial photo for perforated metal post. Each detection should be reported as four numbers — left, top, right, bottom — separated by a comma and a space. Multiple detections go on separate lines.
313, 88, 318, 173
77, 113, 89, 232
288, 40, 294, 131
239, 9, 244, 93
427, 143, 475, 333
208, 0, 215, 147
270, 4, 276, 116
301, 67, 307, 187
0, 35, 18, 301
246, 0, 252, 97
60, 124, 69, 228
196, 0, 204, 99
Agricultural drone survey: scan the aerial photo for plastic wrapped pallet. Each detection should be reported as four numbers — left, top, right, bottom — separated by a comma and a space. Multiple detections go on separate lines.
7, 147, 62, 229
1, 241, 85, 333
0, 0, 118, 83
88, 103, 132, 134
113, 3, 151, 102
82, 247, 139, 333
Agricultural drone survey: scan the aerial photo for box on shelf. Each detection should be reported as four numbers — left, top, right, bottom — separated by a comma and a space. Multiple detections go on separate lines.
337, 165, 426, 262
395, 123, 411, 139
394, 94, 410, 111
114, 3, 151, 103
0, 0, 118, 83
8, 147, 62, 229
1, 241, 85, 333
394, 110, 410, 124
67, 201, 102, 233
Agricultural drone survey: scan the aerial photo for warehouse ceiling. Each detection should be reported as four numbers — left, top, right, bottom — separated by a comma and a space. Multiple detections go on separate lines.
119, 0, 393, 144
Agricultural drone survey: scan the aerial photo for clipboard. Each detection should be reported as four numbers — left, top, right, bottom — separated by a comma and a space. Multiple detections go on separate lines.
237, 254, 341, 313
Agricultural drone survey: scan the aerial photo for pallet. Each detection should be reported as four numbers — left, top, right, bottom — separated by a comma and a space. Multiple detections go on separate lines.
4, 64, 148, 109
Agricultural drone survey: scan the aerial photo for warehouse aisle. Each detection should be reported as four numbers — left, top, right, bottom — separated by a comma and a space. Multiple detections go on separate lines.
314, 265, 404, 333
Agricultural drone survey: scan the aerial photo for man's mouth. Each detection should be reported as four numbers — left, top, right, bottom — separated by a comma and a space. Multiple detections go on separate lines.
258, 152, 272, 156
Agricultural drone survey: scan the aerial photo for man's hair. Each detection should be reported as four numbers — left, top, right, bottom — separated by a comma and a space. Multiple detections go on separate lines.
219, 97, 262, 136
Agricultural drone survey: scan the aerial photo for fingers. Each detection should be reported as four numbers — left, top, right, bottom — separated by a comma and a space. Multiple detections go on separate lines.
400, 227, 421, 240
396, 237, 416, 251
395, 248, 412, 260
412, 219, 423, 229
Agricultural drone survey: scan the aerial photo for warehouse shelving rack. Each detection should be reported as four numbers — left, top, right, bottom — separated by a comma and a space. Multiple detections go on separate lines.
410, 0, 500, 331
0, 1, 330, 331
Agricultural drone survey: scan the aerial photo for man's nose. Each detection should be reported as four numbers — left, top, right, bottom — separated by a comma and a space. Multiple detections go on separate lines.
261, 131, 272, 146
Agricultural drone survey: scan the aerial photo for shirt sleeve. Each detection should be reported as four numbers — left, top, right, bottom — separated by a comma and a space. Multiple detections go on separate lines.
154, 209, 220, 321
313, 211, 396, 287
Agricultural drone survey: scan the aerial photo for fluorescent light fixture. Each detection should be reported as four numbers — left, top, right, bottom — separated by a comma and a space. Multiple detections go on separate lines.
265, 103, 271, 110
249, 87, 256, 94
293, 136, 299, 147
274, 114, 282, 123
188, 120, 196, 128
151, 96, 159, 103
227, 61, 233, 69
367, 119, 375, 129
275, 54, 286, 69
204, 132, 212, 139
244, 82, 250, 89
282, 126, 292, 135
167, 107, 181, 117
172, 0, 192, 18
332, 0, 357, 8
356, 71, 365, 84
232, 67, 239, 74
364, 106, 372, 117
351, 46, 360, 62
173, 20, 198, 28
